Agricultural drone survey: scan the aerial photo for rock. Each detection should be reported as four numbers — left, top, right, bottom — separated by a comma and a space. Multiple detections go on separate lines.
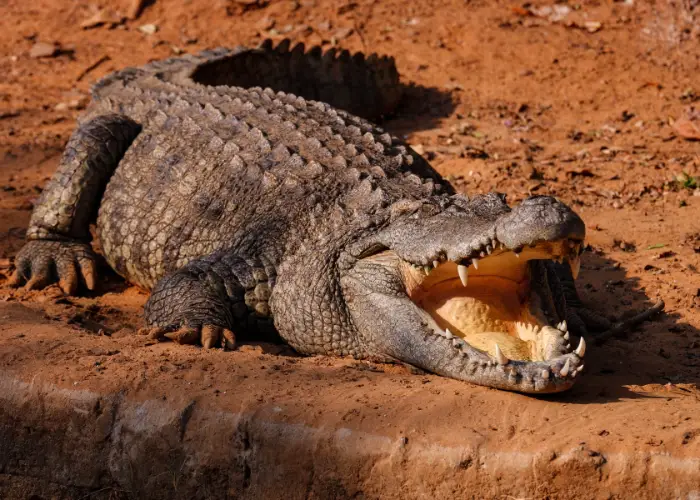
334, 27, 353, 40
29, 42, 58, 59
138, 24, 158, 35
673, 117, 700, 141
81, 8, 125, 29
258, 16, 275, 31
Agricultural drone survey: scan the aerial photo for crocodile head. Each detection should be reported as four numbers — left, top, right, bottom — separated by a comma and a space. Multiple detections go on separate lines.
341, 193, 586, 393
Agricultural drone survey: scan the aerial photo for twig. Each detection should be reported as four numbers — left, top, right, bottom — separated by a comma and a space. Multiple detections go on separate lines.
76, 55, 110, 81
594, 300, 665, 345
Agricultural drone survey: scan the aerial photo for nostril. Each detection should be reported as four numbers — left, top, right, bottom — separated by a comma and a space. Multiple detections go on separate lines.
521, 195, 557, 206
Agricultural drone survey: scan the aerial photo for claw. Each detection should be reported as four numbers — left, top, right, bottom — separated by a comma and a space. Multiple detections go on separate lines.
222, 328, 236, 350
201, 324, 222, 349
164, 326, 200, 345
7, 269, 25, 287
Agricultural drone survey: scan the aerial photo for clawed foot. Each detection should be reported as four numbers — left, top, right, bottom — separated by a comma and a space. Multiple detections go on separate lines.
141, 323, 237, 350
8, 240, 97, 295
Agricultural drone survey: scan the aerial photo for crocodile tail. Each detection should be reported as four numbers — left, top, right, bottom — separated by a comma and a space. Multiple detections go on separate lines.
189, 39, 402, 122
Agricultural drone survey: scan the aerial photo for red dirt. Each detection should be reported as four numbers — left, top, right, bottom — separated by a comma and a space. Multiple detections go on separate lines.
1, 0, 699, 498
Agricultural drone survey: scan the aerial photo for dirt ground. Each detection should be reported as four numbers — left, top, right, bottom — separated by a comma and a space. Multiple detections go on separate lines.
1, 0, 699, 498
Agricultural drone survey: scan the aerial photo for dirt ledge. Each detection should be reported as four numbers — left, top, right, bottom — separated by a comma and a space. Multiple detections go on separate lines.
0, 303, 699, 500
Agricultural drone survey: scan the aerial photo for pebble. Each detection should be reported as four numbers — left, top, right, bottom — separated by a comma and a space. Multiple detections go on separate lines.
29, 42, 58, 59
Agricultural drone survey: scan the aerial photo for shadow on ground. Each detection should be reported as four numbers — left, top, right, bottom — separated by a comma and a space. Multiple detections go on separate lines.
544, 250, 699, 404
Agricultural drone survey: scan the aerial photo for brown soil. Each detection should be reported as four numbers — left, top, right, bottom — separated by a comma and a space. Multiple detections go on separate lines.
1, 0, 699, 498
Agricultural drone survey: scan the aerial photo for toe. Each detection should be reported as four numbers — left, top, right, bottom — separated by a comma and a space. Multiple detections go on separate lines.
76, 255, 97, 290
7, 268, 26, 287
164, 326, 200, 345
222, 328, 236, 350
23, 254, 53, 290
56, 258, 79, 295
201, 324, 222, 349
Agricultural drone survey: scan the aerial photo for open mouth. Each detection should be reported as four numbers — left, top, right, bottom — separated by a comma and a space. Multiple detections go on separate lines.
397, 238, 586, 377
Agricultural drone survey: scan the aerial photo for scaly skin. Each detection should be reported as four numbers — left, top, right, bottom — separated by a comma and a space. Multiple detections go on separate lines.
10, 39, 644, 393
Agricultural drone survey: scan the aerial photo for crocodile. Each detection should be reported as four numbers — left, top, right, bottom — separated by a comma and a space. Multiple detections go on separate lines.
9, 39, 663, 393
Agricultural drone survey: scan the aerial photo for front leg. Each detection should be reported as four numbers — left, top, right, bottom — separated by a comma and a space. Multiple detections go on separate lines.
144, 253, 276, 349
10, 114, 141, 294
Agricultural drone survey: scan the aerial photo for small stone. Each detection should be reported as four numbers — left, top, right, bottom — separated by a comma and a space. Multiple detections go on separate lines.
29, 42, 58, 59
138, 24, 158, 35
334, 27, 353, 40
81, 8, 125, 29
258, 16, 275, 31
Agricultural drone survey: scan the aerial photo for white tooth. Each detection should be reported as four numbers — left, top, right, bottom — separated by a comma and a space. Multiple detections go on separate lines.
565, 343, 571, 350
560, 320, 567, 332
541, 369, 550, 379
458, 264, 469, 287
569, 256, 581, 279
575, 337, 586, 357
560, 358, 571, 377
423, 265, 432, 275
433, 260, 440, 269
494, 344, 509, 365
514, 252, 520, 259
576, 364, 585, 372
472, 258, 479, 270
445, 328, 453, 339
563, 332, 570, 340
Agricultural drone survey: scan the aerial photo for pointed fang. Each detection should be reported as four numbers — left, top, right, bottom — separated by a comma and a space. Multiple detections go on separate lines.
570, 256, 581, 280
494, 344, 508, 365
575, 337, 586, 357
458, 264, 469, 287
560, 358, 571, 377
433, 260, 440, 269
541, 369, 550, 379
445, 328, 454, 340
472, 258, 479, 270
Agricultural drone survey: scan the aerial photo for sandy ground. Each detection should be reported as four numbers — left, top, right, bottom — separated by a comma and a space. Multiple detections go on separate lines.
1, 0, 699, 497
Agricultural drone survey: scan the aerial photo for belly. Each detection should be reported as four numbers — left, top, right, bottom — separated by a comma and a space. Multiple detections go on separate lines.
96, 132, 244, 289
